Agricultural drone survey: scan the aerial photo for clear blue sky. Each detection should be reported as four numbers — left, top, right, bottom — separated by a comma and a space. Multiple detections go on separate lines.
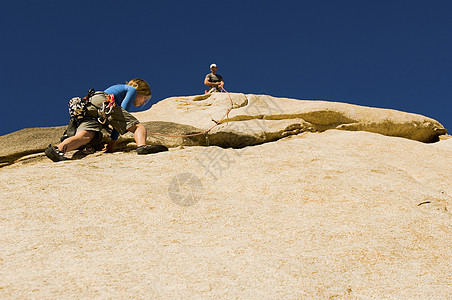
1, 0, 450, 136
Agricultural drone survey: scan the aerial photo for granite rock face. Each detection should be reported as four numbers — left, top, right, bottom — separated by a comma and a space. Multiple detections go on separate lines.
136, 93, 447, 148
0, 130, 450, 298
0, 94, 450, 298
0, 93, 447, 166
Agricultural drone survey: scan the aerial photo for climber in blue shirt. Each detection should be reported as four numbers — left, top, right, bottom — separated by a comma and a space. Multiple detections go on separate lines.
45, 78, 168, 162
101, 80, 155, 153
105, 84, 139, 111
104, 83, 141, 143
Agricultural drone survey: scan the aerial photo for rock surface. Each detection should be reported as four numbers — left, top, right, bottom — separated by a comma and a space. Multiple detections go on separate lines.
0, 129, 451, 298
136, 93, 447, 147
0, 94, 451, 298
0, 93, 447, 166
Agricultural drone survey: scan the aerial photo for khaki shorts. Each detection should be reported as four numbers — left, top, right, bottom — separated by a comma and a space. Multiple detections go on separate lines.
77, 92, 140, 134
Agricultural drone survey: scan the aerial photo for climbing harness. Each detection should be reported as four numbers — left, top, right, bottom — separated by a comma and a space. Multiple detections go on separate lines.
62, 89, 114, 145
97, 93, 116, 124
67, 89, 116, 125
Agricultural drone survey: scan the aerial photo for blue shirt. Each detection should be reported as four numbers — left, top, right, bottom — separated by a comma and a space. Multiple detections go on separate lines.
104, 84, 137, 111
104, 84, 138, 140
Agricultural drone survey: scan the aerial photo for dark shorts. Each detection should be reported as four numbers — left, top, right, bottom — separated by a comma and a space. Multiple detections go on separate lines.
77, 92, 140, 134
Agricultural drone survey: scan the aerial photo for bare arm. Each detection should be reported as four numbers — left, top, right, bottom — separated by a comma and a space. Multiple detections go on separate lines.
204, 76, 224, 88
204, 76, 216, 87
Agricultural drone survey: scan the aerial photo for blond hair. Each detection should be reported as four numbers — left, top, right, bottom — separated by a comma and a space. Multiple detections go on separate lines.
126, 78, 151, 97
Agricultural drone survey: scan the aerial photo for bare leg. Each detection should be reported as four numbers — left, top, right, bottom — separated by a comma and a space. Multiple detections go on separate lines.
127, 123, 147, 147
127, 124, 168, 155
58, 130, 96, 153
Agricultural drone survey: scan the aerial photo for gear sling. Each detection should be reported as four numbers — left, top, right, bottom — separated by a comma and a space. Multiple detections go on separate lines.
60, 89, 116, 149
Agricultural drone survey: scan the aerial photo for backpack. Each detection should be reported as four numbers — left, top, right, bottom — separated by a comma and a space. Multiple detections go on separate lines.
68, 88, 95, 119
60, 89, 104, 150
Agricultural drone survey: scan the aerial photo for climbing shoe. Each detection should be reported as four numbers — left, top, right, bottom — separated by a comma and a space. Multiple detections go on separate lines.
136, 145, 168, 155
45, 144, 70, 162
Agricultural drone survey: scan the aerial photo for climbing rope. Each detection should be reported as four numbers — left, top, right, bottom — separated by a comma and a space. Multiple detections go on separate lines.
147, 87, 234, 138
